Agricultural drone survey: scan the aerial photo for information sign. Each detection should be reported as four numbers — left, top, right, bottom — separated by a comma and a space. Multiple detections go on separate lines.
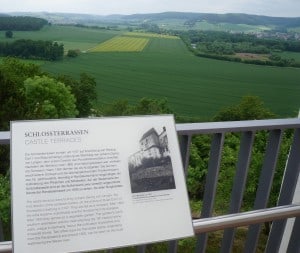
11, 115, 194, 253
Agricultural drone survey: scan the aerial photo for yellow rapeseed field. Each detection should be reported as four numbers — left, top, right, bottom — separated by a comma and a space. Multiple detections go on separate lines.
89, 36, 149, 52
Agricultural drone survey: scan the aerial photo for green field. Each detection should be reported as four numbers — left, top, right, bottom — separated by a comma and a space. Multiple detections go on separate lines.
288, 27, 300, 33
4, 25, 300, 118
278, 51, 300, 62
0, 25, 119, 52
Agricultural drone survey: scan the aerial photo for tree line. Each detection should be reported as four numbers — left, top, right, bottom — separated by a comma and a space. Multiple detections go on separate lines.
179, 30, 300, 67
180, 30, 300, 52
0, 39, 64, 60
0, 16, 48, 31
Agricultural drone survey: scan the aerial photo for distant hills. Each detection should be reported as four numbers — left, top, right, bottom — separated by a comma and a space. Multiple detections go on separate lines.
123, 12, 300, 28
1, 11, 300, 30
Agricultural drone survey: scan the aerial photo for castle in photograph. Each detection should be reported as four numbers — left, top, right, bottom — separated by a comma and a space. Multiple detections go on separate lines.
129, 127, 170, 168
128, 127, 175, 193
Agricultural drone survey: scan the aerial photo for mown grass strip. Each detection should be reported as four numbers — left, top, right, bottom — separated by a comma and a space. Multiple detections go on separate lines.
89, 36, 149, 52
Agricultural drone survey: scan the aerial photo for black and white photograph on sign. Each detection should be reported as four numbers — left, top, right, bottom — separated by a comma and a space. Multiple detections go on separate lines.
128, 126, 176, 193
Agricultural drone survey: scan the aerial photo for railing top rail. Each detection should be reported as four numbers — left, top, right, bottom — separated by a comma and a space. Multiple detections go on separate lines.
176, 118, 300, 135
1, 118, 300, 144
0, 132, 10, 145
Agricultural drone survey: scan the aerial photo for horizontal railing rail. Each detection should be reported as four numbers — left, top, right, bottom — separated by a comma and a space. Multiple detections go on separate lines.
176, 118, 300, 134
1, 118, 300, 253
193, 204, 300, 234
0, 241, 11, 253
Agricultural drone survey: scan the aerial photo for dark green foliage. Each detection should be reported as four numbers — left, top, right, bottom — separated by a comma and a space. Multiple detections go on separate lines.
213, 96, 275, 121
214, 133, 241, 211
0, 147, 9, 179
24, 75, 78, 119
57, 73, 97, 117
0, 58, 80, 171
67, 49, 80, 57
0, 58, 95, 122
0, 16, 48, 31
132, 97, 173, 115
101, 97, 173, 117
0, 40, 64, 60
77, 73, 97, 116
102, 99, 131, 116
186, 136, 211, 199
5, 30, 12, 38
0, 58, 43, 130
0, 173, 10, 223
0, 172, 11, 239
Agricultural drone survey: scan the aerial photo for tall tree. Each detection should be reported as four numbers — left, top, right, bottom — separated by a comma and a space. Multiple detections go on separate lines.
57, 73, 97, 117
100, 97, 173, 116
0, 58, 43, 130
5, 30, 12, 38
213, 96, 275, 121
24, 76, 78, 119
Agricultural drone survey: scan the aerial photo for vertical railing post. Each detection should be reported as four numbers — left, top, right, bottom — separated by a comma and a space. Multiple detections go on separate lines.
179, 135, 192, 176
167, 241, 178, 253
265, 128, 300, 253
220, 131, 255, 253
0, 220, 4, 242
137, 245, 146, 253
244, 129, 283, 253
166, 134, 192, 253
286, 217, 300, 252
195, 133, 225, 253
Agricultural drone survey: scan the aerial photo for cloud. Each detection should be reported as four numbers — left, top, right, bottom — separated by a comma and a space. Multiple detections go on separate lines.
1, 0, 300, 17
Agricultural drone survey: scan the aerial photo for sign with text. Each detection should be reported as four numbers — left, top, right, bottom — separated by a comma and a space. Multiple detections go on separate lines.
11, 115, 194, 253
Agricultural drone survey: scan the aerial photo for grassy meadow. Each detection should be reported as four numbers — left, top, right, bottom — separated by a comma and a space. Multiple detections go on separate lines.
4, 25, 300, 118
0, 25, 119, 52
278, 51, 300, 62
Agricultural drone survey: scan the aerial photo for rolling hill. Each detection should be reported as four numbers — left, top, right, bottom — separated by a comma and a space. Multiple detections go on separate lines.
4, 12, 300, 31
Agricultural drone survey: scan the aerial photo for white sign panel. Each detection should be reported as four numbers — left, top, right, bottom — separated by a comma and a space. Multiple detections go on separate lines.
11, 115, 194, 253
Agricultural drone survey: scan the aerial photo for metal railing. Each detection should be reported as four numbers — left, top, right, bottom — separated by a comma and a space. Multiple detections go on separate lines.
0, 118, 300, 253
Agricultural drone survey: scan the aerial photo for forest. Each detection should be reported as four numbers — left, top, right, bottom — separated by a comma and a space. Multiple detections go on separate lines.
0, 39, 64, 60
0, 16, 48, 31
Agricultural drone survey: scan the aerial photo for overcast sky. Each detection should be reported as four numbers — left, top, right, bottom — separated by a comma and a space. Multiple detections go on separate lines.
1, 0, 299, 17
